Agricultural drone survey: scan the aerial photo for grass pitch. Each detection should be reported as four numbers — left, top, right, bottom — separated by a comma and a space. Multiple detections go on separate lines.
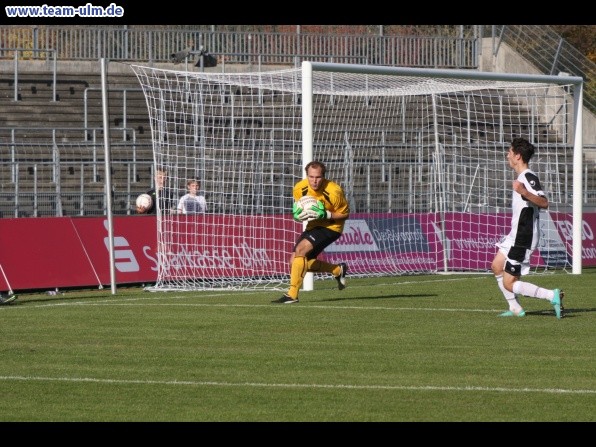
1, 270, 594, 422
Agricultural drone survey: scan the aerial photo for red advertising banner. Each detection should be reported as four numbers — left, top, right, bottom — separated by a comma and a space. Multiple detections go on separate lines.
551, 211, 596, 264
439, 211, 572, 270
71, 215, 158, 285
0, 217, 103, 290
157, 214, 295, 279
323, 214, 442, 273
1, 212, 595, 293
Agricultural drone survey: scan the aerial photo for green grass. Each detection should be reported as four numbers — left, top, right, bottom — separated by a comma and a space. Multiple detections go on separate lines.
1, 270, 595, 422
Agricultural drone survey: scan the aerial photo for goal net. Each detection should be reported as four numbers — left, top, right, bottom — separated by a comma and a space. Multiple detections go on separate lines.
129, 62, 582, 291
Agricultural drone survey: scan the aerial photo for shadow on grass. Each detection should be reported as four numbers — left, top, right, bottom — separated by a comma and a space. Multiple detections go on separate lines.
2, 292, 120, 306
318, 293, 438, 302
523, 307, 596, 318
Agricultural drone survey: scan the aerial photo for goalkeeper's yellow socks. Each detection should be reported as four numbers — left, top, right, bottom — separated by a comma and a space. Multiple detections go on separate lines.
287, 255, 307, 299
307, 259, 321, 272
308, 259, 339, 275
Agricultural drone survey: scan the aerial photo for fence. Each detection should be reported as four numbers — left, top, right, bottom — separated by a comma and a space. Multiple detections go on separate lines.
1, 25, 592, 110
0, 25, 479, 68
1, 25, 595, 218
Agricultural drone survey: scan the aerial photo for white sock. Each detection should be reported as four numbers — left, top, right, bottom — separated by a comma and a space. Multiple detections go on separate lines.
496, 274, 515, 299
512, 281, 554, 301
496, 274, 523, 312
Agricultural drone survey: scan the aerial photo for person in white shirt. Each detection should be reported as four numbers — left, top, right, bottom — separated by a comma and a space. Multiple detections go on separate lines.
177, 179, 207, 214
491, 137, 563, 319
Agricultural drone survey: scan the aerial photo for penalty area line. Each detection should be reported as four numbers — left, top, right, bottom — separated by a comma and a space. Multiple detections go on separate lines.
0, 375, 593, 395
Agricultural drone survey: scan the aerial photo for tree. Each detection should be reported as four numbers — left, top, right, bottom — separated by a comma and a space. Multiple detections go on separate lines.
551, 25, 596, 63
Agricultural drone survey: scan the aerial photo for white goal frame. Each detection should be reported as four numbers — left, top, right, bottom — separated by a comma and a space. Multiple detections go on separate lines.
302, 62, 583, 286
130, 61, 584, 293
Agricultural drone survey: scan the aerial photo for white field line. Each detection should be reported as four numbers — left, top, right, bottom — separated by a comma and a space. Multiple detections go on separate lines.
0, 276, 585, 395
3, 275, 503, 311
2, 299, 505, 313
0, 375, 593, 395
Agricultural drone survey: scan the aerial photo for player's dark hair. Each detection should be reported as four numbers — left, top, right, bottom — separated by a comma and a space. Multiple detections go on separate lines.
510, 137, 535, 163
305, 160, 327, 177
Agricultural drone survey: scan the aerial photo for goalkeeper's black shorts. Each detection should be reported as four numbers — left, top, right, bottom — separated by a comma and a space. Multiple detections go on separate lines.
295, 226, 342, 259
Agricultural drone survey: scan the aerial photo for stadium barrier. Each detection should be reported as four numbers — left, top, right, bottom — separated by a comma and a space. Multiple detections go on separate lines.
1, 212, 595, 293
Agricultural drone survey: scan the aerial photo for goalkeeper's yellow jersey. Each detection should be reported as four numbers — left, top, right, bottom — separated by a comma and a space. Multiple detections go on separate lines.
293, 178, 350, 233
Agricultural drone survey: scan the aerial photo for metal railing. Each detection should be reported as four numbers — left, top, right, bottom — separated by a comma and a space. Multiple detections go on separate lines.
2, 152, 596, 218
0, 26, 479, 69
0, 127, 150, 191
1, 25, 594, 218
0, 161, 152, 217
83, 86, 143, 136
1, 47, 57, 101
482, 25, 596, 114
1, 25, 592, 112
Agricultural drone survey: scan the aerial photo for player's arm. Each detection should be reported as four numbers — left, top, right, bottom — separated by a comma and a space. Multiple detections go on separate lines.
326, 208, 349, 220
513, 179, 548, 209
311, 187, 350, 220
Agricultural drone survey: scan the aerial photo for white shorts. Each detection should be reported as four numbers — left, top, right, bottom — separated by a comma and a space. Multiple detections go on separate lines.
496, 235, 532, 276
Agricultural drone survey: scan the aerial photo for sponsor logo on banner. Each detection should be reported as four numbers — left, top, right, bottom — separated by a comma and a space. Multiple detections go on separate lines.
537, 211, 570, 267
326, 219, 379, 252
553, 212, 596, 263
371, 216, 430, 253
103, 220, 140, 272
327, 217, 429, 254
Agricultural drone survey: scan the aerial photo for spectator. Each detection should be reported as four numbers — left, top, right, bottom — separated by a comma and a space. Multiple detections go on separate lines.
136, 168, 176, 214
177, 179, 207, 214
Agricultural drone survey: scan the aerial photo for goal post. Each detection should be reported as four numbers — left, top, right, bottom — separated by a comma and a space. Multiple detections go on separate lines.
302, 61, 584, 276
129, 61, 583, 292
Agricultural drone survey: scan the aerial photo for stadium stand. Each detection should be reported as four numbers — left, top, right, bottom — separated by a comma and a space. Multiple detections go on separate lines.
0, 25, 594, 217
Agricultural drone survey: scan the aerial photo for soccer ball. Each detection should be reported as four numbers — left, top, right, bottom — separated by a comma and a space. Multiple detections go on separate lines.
296, 195, 318, 212
136, 193, 153, 209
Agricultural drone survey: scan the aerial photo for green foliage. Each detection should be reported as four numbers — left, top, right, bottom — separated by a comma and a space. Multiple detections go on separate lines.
1, 271, 594, 421
551, 25, 596, 63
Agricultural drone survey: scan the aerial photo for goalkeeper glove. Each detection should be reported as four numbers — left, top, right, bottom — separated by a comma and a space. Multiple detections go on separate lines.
311, 200, 332, 219
298, 209, 318, 221
292, 202, 304, 222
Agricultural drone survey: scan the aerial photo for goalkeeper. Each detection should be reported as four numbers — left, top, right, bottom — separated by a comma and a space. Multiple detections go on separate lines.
272, 160, 350, 304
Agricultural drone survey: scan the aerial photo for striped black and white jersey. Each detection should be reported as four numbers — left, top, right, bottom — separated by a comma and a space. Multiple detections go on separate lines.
507, 168, 546, 251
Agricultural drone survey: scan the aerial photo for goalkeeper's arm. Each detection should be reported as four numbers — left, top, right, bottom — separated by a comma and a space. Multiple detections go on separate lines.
294, 200, 348, 222
310, 200, 349, 221
292, 202, 302, 222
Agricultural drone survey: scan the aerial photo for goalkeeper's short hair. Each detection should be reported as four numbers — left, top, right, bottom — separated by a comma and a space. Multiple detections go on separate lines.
305, 160, 327, 177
